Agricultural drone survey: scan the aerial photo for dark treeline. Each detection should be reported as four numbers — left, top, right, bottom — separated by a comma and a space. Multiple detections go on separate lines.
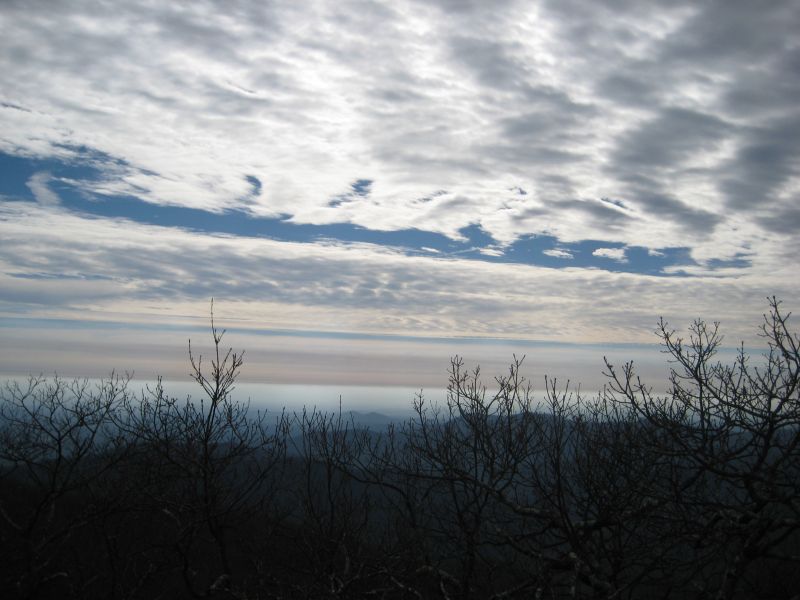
1, 298, 799, 599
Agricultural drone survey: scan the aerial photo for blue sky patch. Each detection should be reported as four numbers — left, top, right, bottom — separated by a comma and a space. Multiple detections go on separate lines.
350, 179, 372, 196
244, 175, 262, 200
0, 149, 732, 276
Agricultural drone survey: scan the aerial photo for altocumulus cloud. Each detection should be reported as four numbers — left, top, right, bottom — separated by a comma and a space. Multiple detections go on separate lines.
0, 0, 798, 366
0, 201, 794, 346
593, 248, 627, 263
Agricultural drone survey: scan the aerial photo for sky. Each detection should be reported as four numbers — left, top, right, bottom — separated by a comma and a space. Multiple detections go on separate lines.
0, 0, 798, 398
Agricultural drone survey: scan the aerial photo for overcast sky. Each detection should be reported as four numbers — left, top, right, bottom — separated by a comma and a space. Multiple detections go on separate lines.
0, 0, 798, 395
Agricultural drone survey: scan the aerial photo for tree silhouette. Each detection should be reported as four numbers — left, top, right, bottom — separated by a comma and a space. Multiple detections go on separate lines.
1, 298, 798, 599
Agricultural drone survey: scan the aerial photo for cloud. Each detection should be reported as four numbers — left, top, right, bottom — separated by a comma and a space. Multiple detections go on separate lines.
543, 248, 573, 260
0, 203, 792, 346
26, 172, 60, 206
718, 115, 800, 214
592, 247, 628, 263
611, 108, 732, 172
1, 0, 799, 364
0, 0, 795, 262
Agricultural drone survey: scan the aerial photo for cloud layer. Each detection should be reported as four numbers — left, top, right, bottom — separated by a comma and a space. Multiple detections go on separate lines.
1, 201, 791, 344
0, 0, 798, 384
2, 1, 798, 259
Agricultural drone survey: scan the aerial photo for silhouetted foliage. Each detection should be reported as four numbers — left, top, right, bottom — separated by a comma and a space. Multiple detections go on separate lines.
1, 298, 798, 599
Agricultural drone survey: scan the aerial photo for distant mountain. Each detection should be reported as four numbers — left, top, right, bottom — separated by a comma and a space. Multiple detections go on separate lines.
345, 410, 404, 429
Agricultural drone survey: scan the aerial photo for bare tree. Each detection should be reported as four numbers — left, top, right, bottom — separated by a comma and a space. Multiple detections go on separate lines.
3, 298, 798, 599
603, 297, 800, 599
0, 374, 133, 598
117, 301, 288, 599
